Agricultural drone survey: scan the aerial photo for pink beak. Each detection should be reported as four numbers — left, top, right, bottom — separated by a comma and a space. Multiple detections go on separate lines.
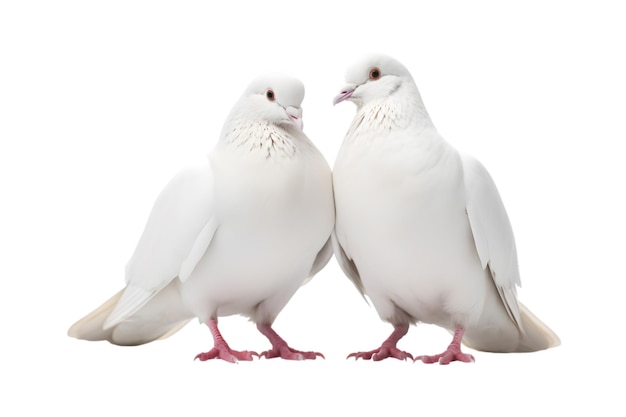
285, 106, 303, 131
289, 114, 303, 131
333, 88, 354, 105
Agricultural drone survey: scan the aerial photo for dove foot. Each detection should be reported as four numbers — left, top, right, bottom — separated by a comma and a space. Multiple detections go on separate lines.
257, 323, 324, 360
416, 349, 474, 365
194, 347, 258, 363
347, 323, 413, 361
348, 346, 414, 361
259, 346, 323, 360
195, 319, 258, 363
416, 326, 475, 365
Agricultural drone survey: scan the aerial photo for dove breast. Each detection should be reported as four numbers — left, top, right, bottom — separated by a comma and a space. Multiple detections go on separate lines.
69, 74, 335, 349
332, 54, 559, 356
179, 120, 334, 324
334, 126, 489, 328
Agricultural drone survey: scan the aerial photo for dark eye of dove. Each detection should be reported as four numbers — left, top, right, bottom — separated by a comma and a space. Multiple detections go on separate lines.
265, 89, 275, 101
369, 67, 381, 80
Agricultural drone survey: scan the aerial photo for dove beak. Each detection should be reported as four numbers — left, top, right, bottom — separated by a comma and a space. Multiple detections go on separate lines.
286, 106, 303, 131
333, 86, 355, 105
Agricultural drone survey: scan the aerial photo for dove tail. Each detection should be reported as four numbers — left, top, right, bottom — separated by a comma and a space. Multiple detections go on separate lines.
461, 301, 560, 353
67, 290, 123, 343
515, 302, 561, 352
67, 281, 193, 346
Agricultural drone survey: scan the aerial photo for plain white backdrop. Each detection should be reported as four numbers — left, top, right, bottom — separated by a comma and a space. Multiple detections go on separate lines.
1, 1, 624, 415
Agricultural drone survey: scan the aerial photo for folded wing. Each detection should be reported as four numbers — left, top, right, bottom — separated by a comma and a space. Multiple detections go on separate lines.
461, 153, 523, 332
103, 157, 218, 329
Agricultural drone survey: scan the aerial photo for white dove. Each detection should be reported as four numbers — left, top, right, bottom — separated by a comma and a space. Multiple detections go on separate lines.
68, 75, 335, 362
332, 54, 560, 364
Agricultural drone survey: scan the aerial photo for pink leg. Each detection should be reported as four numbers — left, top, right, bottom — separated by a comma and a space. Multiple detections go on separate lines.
416, 326, 475, 365
348, 324, 414, 361
195, 319, 258, 363
257, 324, 324, 360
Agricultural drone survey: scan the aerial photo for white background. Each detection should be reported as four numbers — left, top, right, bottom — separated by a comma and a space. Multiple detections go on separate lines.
1, 1, 624, 415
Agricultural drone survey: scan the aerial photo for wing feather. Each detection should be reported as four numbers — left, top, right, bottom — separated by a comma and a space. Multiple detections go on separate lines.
461, 153, 523, 331
302, 236, 334, 285
331, 230, 368, 302
104, 157, 218, 329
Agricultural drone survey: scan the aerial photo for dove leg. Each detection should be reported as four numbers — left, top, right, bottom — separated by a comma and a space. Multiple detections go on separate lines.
416, 326, 475, 364
256, 323, 324, 360
347, 323, 414, 361
195, 319, 258, 363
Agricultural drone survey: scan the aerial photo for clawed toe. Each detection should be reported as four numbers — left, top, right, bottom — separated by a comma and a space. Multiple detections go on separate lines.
348, 346, 413, 361
260, 346, 324, 360
416, 351, 475, 365
195, 347, 258, 363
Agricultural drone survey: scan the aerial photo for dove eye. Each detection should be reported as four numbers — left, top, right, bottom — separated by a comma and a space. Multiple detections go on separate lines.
369, 67, 381, 80
266, 89, 275, 101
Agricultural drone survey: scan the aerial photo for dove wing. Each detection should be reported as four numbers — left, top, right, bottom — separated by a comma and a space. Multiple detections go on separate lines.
103, 157, 218, 329
461, 152, 523, 331
331, 230, 367, 300
303, 236, 334, 284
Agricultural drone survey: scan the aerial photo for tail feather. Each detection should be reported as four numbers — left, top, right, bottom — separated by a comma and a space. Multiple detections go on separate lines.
67, 290, 122, 342
68, 280, 193, 346
516, 302, 560, 352
157, 319, 193, 341
462, 302, 560, 353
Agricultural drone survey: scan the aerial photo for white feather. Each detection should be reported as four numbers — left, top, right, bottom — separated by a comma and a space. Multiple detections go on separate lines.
103, 158, 217, 329
69, 75, 335, 348
461, 152, 523, 331
333, 54, 559, 354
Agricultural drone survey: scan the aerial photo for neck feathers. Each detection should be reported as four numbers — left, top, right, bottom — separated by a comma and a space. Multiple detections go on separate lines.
220, 119, 298, 159
349, 83, 434, 138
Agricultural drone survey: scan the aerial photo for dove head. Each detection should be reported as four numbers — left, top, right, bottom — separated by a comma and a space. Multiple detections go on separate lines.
232, 74, 305, 131
333, 54, 416, 107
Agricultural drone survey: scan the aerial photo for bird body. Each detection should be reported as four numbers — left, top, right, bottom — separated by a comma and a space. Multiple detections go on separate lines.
181, 126, 334, 326
69, 75, 334, 361
332, 55, 559, 362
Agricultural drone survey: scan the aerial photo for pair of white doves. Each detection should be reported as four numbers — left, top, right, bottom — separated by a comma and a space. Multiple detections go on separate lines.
68, 54, 560, 364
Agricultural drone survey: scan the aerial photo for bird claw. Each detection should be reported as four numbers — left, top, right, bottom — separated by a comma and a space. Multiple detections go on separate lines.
415, 326, 475, 364
347, 346, 414, 361
195, 347, 258, 363
259, 346, 324, 360
415, 350, 475, 365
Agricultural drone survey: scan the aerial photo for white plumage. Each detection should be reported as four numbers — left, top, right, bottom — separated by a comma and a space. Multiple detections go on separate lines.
69, 75, 335, 362
332, 54, 559, 363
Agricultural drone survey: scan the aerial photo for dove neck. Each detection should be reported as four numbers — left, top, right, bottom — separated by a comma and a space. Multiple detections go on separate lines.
356, 83, 434, 133
408, 85, 434, 128
218, 118, 299, 159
